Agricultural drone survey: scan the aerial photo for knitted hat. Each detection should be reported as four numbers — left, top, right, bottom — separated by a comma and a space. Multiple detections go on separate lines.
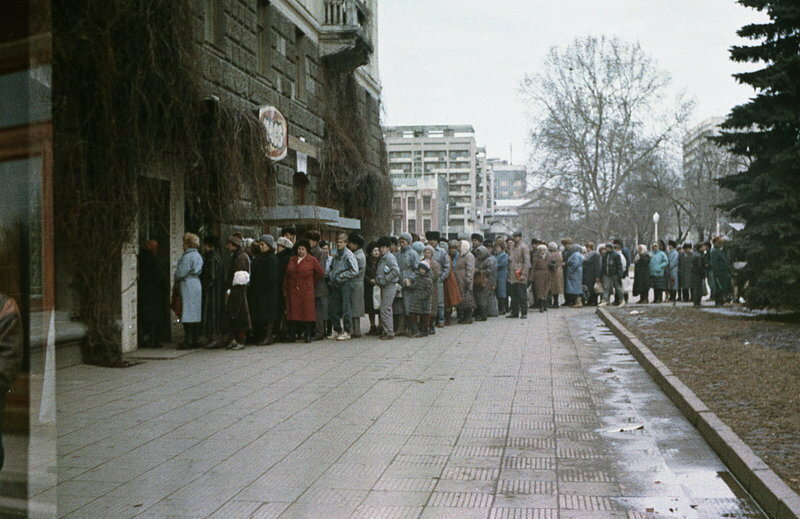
398, 232, 412, 244
411, 241, 425, 254
260, 234, 275, 250
276, 237, 293, 249
227, 235, 242, 247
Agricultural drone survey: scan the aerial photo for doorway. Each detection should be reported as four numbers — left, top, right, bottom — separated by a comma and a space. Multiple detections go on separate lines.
137, 176, 172, 344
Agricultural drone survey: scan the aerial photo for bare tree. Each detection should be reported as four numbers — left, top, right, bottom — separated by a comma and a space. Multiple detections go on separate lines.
521, 36, 692, 240
682, 137, 743, 241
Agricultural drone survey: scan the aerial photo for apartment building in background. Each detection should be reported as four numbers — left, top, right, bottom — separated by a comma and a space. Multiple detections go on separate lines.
384, 125, 487, 236
492, 161, 527, 200
391, 175, 449, 236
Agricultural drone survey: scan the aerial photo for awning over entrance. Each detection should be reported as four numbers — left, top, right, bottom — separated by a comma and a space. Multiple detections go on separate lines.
232, 204, 361, 231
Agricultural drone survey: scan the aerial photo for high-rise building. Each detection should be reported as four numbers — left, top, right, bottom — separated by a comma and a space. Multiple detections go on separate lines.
384, 125, 486, 236
682, 116, 727, 175
492, 161, 527, 200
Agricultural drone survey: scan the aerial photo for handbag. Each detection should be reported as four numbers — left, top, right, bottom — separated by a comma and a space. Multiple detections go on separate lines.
593, 281, 603, 294
170, 284, 182, 318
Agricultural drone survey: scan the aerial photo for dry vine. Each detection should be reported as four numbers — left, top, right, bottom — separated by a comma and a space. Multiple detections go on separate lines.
53, 0, 272, 366
320, 67, 392, 240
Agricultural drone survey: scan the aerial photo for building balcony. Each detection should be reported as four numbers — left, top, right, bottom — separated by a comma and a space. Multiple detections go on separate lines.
320, 0, 373, 72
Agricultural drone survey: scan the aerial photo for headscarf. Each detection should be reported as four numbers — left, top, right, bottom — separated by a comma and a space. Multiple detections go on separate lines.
423, 245, 435, 258
536, 244, 548, 257
547, 241, 558, 252
459, 240, 471, 255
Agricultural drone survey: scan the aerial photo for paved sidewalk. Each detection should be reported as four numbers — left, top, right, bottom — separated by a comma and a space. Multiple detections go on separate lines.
52, 310, 764, 518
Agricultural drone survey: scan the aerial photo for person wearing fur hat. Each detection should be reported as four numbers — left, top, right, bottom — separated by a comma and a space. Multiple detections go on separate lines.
494, 239, 509, 314
247, 235, 279, 345
531, 244, 551, 313
472, 245, 495, 321
225, 234, 251, 286
200, 236, 225, 349
508, 231, 531, 319
408, 260, 434, 337
444, 239, 462, 325
304, 231, 329, 341
283, 240, 324, 342
455, 240, 476, 323
226, 269, 251, 350
471, 233, 484, 252
394, 232, 419, 335
347, 233, 366, 337
421, 245, 441, 334
547, 241, 564, 308
425, 231, 451, 327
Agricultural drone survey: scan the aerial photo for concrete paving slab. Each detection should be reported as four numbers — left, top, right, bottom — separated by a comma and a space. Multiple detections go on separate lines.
55, 310, 767, 518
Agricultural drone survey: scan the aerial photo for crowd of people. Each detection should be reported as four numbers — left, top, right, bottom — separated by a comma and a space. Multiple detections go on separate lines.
138, 227, 734, 350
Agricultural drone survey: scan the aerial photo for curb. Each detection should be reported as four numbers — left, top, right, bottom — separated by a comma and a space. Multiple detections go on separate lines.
597, 307, 800, 519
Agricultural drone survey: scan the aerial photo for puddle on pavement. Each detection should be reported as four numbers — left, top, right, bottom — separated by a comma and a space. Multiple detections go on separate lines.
570, 313, 767, 518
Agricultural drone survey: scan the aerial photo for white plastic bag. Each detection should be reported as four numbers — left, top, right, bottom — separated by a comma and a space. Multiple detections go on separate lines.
372, 285, 381, 309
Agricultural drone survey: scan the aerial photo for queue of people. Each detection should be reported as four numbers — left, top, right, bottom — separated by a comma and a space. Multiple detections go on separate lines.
140, 228, 735, 350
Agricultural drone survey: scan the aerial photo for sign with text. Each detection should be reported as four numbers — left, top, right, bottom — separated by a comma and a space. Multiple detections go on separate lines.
258, 106, 288, 161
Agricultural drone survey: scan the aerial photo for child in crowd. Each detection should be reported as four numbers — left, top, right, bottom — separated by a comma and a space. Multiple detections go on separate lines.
408, 260, 433, 338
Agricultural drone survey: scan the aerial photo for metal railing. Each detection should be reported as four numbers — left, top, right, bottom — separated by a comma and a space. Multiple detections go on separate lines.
324, 0, 359, 26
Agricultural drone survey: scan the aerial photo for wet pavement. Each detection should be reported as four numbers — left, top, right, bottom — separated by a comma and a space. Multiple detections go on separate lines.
52, 309, 765, 518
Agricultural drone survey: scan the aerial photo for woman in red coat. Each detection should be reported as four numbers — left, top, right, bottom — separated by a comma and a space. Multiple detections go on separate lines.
283, 240, 323, 343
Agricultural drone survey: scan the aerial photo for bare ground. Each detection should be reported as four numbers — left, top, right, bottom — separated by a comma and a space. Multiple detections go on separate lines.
609, 304, 800, 494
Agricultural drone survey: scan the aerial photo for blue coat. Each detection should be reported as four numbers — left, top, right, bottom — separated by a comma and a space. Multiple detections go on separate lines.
174, 247, 203, 323
649, 250, 669, 278
668, 249, 679, 290
495, 251, 508, 300
565, 250, 584, 295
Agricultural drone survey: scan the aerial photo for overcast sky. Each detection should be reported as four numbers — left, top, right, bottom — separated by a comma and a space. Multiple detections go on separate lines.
378, 0, 767, 164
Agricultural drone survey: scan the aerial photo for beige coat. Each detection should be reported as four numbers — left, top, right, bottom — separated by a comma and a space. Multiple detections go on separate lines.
508, 241, 531, 284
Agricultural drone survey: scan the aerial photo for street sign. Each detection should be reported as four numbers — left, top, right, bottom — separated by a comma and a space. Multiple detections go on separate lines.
258, 106, 288, 161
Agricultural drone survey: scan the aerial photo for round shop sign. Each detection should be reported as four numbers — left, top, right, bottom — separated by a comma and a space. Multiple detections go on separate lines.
259, 105, 288, 161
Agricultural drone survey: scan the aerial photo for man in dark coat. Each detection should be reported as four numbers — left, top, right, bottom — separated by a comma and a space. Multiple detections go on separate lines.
709, 237, 732, 305
582, 242, 601, 306
678, 243, 694, 302
0, 294, 23, 470
137, 240, 168, 348
600, 243, 624, 306
691, 242, 709, 306
201, 236, 225, 348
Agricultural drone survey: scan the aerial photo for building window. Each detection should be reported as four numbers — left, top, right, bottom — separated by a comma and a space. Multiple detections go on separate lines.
294, 28, 306, 101
408, 219, 416, 234
393, 217, 402, 234
407, 196, 416, 210
257, 1, 271, 76
422, 196, 431, 211
204, 0, 225, 47
423, 218, 431, 233
392, 197, 401, 211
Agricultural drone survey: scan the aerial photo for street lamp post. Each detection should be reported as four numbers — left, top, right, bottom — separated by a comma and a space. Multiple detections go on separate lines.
653, 212, 660, 244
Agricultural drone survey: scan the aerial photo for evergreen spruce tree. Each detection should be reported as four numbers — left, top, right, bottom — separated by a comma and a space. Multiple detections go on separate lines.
715, 1, 800, 309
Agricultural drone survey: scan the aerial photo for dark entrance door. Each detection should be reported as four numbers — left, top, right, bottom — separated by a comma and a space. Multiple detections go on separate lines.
137, 176, 171, 344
